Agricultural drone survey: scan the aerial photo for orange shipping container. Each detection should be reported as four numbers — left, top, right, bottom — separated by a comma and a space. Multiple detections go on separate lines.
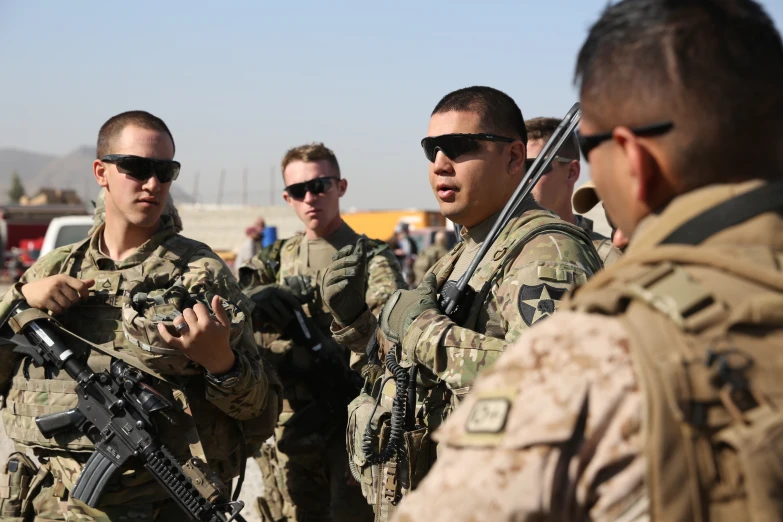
342, 210, 445, 242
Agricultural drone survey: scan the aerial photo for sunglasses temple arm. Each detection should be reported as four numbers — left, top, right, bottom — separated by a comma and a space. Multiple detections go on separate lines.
440, 102, 582, 318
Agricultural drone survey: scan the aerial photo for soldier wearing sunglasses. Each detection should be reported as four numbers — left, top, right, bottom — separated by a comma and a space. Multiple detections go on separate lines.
525, 117, 622, 266
238, 143, 405, 522
324, 86, 602, 517
392, 0, 783, 521
0, 111, 277, 520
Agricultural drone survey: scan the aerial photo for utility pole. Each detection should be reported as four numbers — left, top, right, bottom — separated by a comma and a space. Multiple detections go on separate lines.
269, 165, 275, 205
242, 168, 248, 206
217, 169, 225, 206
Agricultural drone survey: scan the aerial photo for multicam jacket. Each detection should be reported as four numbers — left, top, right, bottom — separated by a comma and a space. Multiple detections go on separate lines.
0, 216, 273, 502
574, 214, 622, 266
399, 201, 602, 410
240, 222, 406, 405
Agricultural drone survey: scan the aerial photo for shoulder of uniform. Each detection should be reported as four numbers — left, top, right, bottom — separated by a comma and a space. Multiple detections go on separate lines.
26, 244, 76, 275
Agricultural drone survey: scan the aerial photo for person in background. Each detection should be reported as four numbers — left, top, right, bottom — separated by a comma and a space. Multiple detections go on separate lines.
526, 117, 622, 265
412, 229, 450, 286
393, 222, 418, 286
234, 221, 265, 275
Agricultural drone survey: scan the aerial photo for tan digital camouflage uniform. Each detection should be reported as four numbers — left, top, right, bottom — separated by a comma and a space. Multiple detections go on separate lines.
240, 221, 405, 522
391, 181, 783, 522
0, 205, 274, 521
574, 214, 622, 266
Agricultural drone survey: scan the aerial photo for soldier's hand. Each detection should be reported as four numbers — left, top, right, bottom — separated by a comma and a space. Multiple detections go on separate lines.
157, 294, 235, 375
21, 275, 95, 314
246, 284, 301, 330
379, 273, 439, 348
322, 238, 368, 326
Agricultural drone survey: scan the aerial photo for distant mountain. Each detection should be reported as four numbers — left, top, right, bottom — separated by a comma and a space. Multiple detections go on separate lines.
0, 146, 194, 205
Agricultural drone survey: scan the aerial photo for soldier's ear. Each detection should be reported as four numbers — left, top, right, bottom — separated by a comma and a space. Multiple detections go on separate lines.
337, 178, 347, 197
94, 159, 109, 188
507, 141, 527, 178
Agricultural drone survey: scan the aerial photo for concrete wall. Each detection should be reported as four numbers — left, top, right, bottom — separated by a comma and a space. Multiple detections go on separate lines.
177, 204, 301, 252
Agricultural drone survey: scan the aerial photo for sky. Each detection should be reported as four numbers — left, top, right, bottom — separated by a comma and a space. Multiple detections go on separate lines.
2, 0, 783, 211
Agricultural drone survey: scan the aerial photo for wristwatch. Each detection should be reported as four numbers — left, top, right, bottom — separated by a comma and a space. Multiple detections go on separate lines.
204, 356, 242, 389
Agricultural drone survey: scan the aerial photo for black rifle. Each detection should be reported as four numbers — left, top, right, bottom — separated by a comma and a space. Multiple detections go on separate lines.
438, 102, 583, 323
0, 302, 246, 522
274, 306, 364, 447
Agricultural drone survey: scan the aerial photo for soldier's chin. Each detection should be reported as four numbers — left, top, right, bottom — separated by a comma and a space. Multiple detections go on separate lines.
438, 201, 466, 224
128, 210, 164, 229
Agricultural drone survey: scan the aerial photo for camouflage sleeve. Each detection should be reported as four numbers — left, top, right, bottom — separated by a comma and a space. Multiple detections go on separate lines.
0, 247, 73, 396
401, 232, 598, 390
182, 248, 272, 420
391, 312, 646, 522
332, 250, 406, 354
595, 238, 623, 266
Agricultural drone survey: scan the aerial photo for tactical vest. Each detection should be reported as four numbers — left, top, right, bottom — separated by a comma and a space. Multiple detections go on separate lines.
2, 233, 247, 483
348, 210, 601, 518
565, 245, 783, 522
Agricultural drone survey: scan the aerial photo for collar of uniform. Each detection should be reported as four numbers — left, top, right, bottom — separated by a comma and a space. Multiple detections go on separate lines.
461, 193, 538, 246
574, 214, 594, 233
627, 179, 769, 252
306, 219, 357, 249
88, 218, 177, 270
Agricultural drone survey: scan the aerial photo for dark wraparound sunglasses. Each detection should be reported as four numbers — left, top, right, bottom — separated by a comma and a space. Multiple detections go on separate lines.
577, 122, 674, 159
421, 133, 516, 163
101, 154, 181, 183
524, 156, 574, 174
284, 176, 340, 200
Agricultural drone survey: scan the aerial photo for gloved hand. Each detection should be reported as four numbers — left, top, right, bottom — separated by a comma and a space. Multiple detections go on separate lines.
322, 237, 369, 326
377, 273, 439, 361
281, 275, 315, 304
246, 284, 302, 331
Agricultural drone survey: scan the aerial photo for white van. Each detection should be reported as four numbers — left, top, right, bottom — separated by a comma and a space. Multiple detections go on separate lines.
39, 216, 94, 258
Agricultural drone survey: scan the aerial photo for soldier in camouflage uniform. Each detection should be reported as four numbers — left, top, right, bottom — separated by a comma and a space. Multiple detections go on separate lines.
0, 111, 276, 521
391, 1, 783, 520
322, 87, 602, 518
239, 143, 405, 522
525, 117, 622, 266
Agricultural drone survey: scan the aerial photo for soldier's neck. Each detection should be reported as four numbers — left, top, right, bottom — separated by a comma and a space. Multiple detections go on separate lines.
305, 214, 344, 240
101, 218, 159, 261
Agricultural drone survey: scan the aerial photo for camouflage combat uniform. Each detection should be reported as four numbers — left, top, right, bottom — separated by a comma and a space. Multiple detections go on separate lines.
391, 180, 783, 522
574, 214, 622, 266
240, 221, 405, 522
0, 210, 274, 522
343, 196, 602, 518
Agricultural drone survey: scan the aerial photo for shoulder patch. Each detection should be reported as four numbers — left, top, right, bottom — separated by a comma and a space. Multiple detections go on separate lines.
518, 283, 567, 326
465, 398, 510, 434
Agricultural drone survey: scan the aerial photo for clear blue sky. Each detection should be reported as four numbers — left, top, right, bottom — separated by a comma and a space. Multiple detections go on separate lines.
2, 1, 782, 210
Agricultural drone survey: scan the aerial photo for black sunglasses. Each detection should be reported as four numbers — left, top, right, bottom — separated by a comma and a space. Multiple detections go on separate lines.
576, 122, 674, 159
284, 176, 340, 200
101, 154, 181, 183
421, 133, 516, 163
524, 156, 574, 175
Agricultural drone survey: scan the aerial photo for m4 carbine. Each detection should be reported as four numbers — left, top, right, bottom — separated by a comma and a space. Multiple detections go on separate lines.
0, 301, 246, 522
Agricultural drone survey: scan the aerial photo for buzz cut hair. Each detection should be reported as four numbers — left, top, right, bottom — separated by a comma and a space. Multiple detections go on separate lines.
281, 142, 341, 179
96, 110, 175, 159
525, 117, 580, 161
431, 86, 528, 144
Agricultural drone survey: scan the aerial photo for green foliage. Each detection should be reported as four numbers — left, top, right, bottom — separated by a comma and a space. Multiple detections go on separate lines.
7, 171, 26, 203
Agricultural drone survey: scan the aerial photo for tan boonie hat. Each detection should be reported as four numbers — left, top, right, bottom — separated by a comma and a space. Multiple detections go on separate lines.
573, 181, 601, 214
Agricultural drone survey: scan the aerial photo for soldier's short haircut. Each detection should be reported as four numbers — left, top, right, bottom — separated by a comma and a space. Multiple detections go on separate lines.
525, 117, 580, 161
96, 111, 175, 159
431, 86, 528, 144
575, 0, 783, 187
281, 142, 341, 178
